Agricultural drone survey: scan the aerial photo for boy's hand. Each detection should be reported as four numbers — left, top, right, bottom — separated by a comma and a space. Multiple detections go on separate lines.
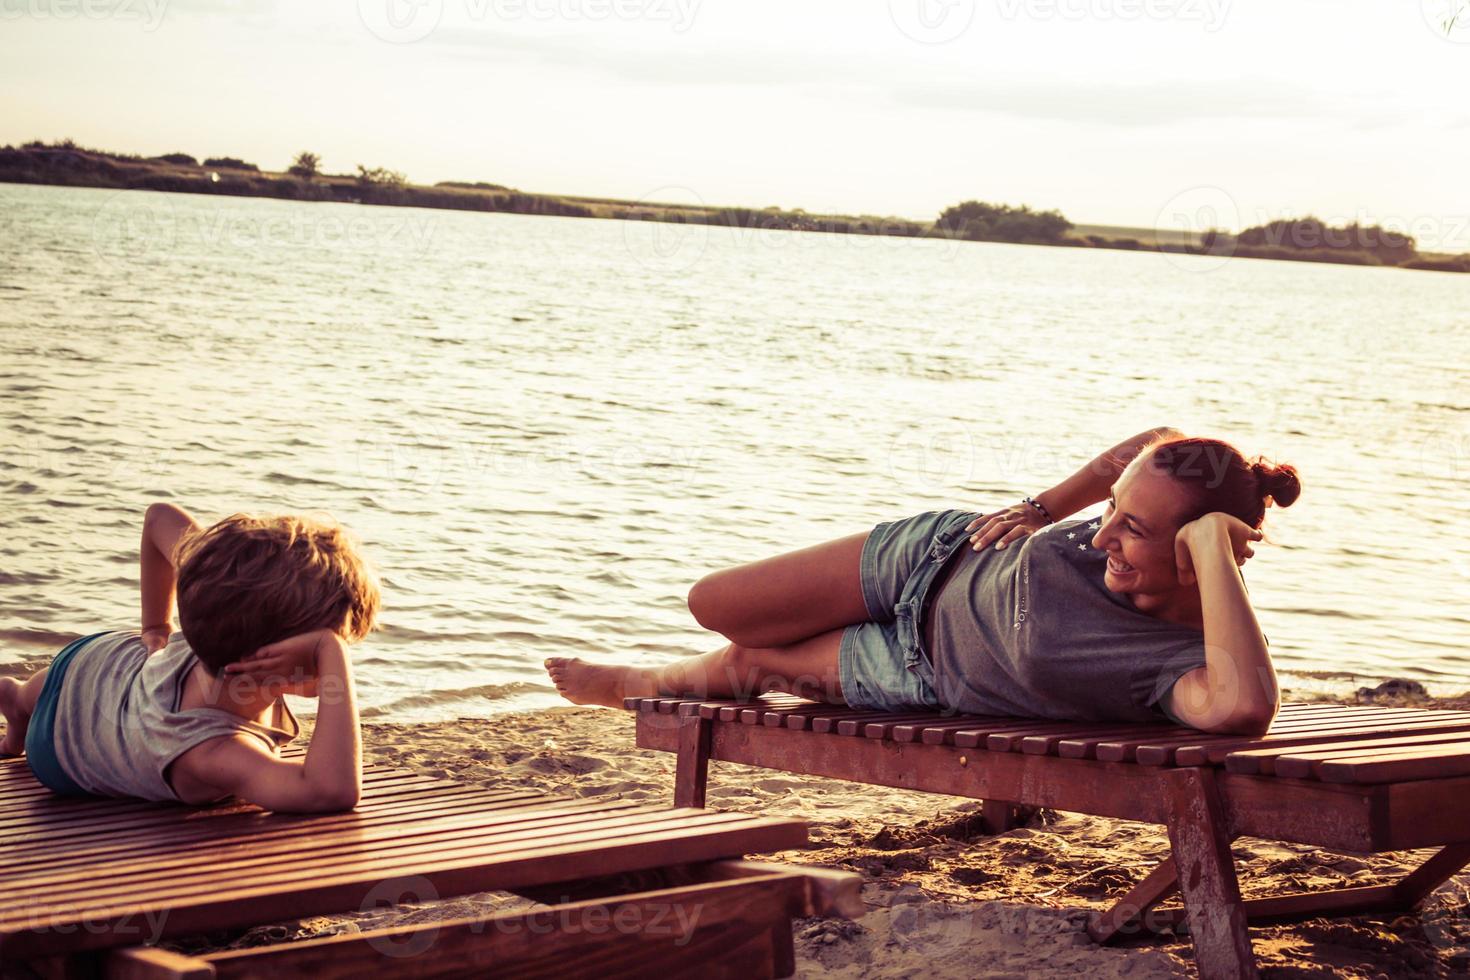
223, 629, 343, 687
141, 625, 173, 654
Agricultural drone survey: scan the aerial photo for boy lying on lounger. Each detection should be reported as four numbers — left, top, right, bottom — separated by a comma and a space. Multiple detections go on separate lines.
0, 503, 379, 812
547, 430, 1299, 737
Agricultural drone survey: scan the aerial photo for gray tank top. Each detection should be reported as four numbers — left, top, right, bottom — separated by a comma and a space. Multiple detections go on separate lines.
924, 516, 1215, 723
52, 631, 300, 801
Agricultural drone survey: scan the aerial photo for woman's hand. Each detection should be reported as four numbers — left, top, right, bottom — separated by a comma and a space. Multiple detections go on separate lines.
966, 502, 1050, 551
1174, 513, 1262, 586
223, 629, 343, 690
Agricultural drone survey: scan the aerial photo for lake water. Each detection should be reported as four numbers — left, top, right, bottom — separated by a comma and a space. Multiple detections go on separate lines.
2, 182, 1468, 721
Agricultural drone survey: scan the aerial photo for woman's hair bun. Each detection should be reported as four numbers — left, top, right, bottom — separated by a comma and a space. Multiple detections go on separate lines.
1252, 459, 1302, 508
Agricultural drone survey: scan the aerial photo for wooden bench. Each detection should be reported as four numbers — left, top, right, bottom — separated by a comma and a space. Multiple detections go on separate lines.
0, 753, 863, 979
628, 695, 1470, 980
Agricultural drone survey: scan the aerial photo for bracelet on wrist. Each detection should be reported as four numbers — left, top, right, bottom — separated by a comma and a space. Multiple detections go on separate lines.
142, 622, 172, 633
1023, 496, 1055, 525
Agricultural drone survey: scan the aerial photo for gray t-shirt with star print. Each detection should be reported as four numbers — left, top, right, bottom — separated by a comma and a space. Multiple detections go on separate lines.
923, 515, 1212, 723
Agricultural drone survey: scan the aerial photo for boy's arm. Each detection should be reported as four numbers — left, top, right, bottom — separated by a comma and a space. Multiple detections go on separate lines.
179, 632, 360, 813
140, 503, 201, 651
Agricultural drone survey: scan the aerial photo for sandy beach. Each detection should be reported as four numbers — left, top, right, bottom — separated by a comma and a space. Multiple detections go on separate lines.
114, 682, 1470, 979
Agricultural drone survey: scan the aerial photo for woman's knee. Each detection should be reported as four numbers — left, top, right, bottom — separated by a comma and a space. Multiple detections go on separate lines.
687, 570, 742, 637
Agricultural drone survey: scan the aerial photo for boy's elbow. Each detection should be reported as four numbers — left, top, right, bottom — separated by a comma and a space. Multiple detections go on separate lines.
1212, 705, 1278, 737
324, 789, 360, 811
317, 780, 361, 811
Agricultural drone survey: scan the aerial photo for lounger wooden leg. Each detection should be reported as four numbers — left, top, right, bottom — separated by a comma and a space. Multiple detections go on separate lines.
980, 799, 1036, 834
1392, 841, 1470, 909
1088, 857, 1180, 944
675, 712, 713, 809
1164, 767, 1258, 980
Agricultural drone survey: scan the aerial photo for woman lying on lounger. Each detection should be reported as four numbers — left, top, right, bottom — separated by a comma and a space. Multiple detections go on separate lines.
546, 429, 1300, 736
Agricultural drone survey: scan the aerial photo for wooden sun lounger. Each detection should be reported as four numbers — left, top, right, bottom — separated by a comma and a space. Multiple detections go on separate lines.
0, 753, 863, 979
627, 695, 1470, 980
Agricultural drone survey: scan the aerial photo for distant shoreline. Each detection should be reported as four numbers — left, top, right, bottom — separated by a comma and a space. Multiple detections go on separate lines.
5, 140, 1467, 274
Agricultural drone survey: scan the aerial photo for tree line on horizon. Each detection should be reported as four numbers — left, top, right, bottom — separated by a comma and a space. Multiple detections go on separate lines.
2, 140, 1467, 274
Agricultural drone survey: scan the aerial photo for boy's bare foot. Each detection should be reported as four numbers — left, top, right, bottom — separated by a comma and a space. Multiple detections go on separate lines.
0, 677, 29, 756
544, 657, 645, 709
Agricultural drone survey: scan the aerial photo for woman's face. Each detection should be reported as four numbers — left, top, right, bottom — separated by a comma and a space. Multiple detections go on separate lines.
1090, 460, 1192, 599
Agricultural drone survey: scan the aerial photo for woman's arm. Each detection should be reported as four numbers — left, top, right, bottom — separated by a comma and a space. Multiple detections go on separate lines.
1164, 515, 1279, 735
140, 503, 201, 651
1034, 426, 1184, 522
969, 426, 1183, 550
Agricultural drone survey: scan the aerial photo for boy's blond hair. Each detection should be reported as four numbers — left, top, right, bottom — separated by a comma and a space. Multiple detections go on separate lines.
174, 513, 380, 673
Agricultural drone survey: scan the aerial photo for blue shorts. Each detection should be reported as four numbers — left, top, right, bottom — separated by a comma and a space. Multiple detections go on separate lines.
25, 631, 109, 795
839, 510, 978, 712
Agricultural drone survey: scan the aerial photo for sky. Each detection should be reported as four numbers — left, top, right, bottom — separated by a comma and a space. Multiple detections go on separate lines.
2, 0, 1468, 247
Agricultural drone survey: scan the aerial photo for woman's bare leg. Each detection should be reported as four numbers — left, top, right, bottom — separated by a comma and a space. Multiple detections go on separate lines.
686, 530, 871, 649
545, 627, 845, 709
0, 668, 47, 756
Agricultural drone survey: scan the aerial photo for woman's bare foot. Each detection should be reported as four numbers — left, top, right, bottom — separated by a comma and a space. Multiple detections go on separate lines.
0, 677, 30, 756
544, 657, 651, 709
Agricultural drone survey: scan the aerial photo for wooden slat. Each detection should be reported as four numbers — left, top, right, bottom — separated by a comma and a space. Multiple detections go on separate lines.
760, 703, 848, 729
0, 778, 469, 846
2, 802, 693, 905
847, 712, 950, 738
1120, 715, 1470, 767
7, 797, 654, 881
194, 871, 809, 980
1020, 722, 1197, 756
2, 809, 802, 925
1227, 731, 1470, 776
1168, 716, 1470, 767
0, 769, 435, 831
2, 789, 571, 869
3, 814, 809, 960
1317, 746, 1470, 784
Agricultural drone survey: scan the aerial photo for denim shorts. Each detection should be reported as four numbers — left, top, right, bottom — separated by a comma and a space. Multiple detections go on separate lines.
839, 510, 979, 711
